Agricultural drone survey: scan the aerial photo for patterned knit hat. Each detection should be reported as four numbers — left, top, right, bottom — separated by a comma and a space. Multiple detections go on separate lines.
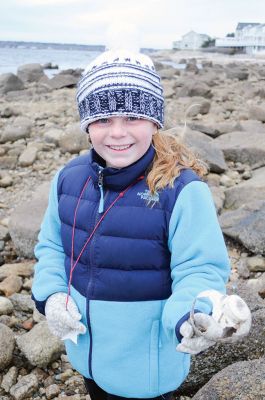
76, 49, 164, 132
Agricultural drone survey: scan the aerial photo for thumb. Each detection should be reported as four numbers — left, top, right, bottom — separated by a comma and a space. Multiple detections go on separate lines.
66, 297, 82, 321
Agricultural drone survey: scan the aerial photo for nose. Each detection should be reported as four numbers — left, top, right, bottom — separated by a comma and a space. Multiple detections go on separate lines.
109, 119, 127, 138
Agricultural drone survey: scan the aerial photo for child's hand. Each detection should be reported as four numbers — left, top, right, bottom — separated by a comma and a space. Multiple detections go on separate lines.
45, 292, 86, 344
176, 313, 223, 354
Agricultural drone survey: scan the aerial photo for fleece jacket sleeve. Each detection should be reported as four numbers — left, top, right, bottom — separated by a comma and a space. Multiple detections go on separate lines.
161, 180, 231, 344
31, 170, 68, 314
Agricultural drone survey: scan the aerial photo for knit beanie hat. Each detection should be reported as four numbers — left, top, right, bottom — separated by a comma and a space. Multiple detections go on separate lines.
76, 49, 164, 132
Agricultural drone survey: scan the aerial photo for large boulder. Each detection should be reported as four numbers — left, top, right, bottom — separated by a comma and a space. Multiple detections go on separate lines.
47, 74, 78, 90
9, 181, 50, 258
0, 73, 24, 94
17, 63, 45, 83
0, 117, 32, 144
214, 131, 265, 169
192, 358, 265, 400
58, 123, 89, 153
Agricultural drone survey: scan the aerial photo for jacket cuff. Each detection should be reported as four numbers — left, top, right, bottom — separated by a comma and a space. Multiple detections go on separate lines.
175, 309, 201, 343
31, 293, 47, 315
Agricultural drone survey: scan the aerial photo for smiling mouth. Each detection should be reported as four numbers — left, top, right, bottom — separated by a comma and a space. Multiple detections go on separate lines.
107, 144, 134, 151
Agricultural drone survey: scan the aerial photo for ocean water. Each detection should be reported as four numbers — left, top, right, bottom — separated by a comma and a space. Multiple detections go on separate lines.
0, 47, 102, 76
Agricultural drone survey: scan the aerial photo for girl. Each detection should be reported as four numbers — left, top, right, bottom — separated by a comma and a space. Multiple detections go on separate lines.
32, 49, 251, 400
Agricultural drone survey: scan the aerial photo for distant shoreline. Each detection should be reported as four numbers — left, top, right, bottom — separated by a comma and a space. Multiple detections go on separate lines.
0, 40, 105, 51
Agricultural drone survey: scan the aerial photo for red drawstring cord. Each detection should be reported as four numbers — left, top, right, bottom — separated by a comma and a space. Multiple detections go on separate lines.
66, 174, 144, 309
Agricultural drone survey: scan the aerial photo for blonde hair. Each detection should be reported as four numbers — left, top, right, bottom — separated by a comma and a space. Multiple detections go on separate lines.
147, 131, 207, 195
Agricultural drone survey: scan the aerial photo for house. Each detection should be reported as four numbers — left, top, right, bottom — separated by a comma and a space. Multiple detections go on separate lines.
215, 22, 265, 54
173, 30, 210, 50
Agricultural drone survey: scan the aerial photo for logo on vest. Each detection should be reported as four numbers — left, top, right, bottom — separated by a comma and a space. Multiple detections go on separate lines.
137, 190, 159, 204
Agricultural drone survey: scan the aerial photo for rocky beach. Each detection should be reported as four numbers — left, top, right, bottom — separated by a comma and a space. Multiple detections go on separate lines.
0, 49, 265, 399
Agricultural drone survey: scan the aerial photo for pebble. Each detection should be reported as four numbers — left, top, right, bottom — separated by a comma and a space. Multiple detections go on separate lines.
9, 373, 38, 400
45, 383, 61, 399
1, 366, 18, 393
247, 256, 265, 272
0, 275, 23, 296
0, 296, 14, 315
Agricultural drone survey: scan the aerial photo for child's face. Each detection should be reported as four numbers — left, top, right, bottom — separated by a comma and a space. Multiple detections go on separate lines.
88, 116, 157, 168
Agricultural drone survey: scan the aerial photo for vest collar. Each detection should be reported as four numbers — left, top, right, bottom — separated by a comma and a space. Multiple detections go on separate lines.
88, 145, 155, 191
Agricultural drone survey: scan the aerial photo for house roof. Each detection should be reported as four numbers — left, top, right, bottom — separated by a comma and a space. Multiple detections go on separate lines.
236, 22, 261, 31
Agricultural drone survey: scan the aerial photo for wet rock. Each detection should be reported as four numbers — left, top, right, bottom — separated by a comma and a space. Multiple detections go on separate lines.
1, 366, 18, 393
0, 73, 24, 94
9, 373, 38, 400
0, 323, 15, 370
16, 321, 65, 367
17, 63, 45, 83
214, 131, 265, 169
9, 181, 50, 258
192, 358, 265, 400
224, 167, 265, 209
0, 297, 14, 315
220, 201, 265, 255
0, 275, 23, 296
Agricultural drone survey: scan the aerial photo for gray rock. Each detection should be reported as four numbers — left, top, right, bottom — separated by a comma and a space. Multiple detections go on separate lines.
16, 322, 65, 367
0, 156, 17, 170
0, 226, 9, 241
17, 63, 45, 83
0, 262, 34, 280
9, 181, 50, 258
162, 81, 176, 98
18, 145, 38, 167
58, 123, 88, 154
226, 68, 249, 81
0, 297, 14, 315
239, 119, 265, 133
249, 105, 265, 122
9, 373, 38, 400
0, 106, 20, 118
0, 117, 32, 143
0, 324, 15, 370
47, 74, 78, 90
45, 383, 61, 399
224, 167, 265, 209
192, 358, 265, 400
189, 121, 241, 138
247, 256, 265, 272
220, 201, 265, 255
0, 73, 24, 94
214, 130, 265, 169
175, 79, 212, 99
159, 67, 179, 79
1, 366, 18, 393
9, 293, 34, 312
44, 128, 65, 146
209, 186, 225, 214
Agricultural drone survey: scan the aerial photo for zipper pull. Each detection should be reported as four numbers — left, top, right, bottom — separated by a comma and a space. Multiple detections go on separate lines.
98, 169, 104, 213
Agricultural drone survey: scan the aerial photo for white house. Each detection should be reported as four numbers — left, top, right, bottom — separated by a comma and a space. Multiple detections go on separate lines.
216, 22, 265, 54
173, 30, 210, 50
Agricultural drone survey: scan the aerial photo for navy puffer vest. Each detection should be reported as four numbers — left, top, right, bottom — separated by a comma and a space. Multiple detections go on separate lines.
57, 146, 200, 302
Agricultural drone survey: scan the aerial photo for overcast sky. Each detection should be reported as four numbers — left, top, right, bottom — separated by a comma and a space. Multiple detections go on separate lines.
1, 0, 265, 49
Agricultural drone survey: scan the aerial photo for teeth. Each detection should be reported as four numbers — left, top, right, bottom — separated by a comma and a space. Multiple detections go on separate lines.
109, 144, 131, 150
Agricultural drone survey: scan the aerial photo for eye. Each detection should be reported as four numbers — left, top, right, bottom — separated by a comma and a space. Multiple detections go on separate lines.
95, 118, 110, 124
127, 116, 140, 122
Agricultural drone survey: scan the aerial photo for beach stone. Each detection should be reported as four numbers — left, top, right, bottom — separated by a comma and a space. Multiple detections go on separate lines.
47, 74, 78, 90
0, 73, 24, 94
16, 321, 65, 367
224, 167, 265, 209
159, 67, 179, 79
1, 366, 18, 393
0, 297, 14, 315
186, 98, 211, 116
246, 256, 265, 272
209, 186, 225, 214
175, 79, 212, 99
0, 323, 15, 370
9, 181, 50, 258
0, 225, 9, 241
162, 81, 175, 98
192, 358, 265, 400
18, 145, 38, 167
58, 123, 88, 153
0, 275, 23, 296
220, 201, 265, 255
249, 105, 265, 122
45, 383, 61, 399
214, 130, 265, 169
44, 128, 65, 145
9, 373, 38, 400
9, 293, 35, 312
0, 117, 32, 143
0, 261, 34, 280
239, 119, 265, 133
0, 156, 18, 170
226, 68, 249, 81
17, 63, 45, 83
0, 106, 20, 118
0, 172, 13, 188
